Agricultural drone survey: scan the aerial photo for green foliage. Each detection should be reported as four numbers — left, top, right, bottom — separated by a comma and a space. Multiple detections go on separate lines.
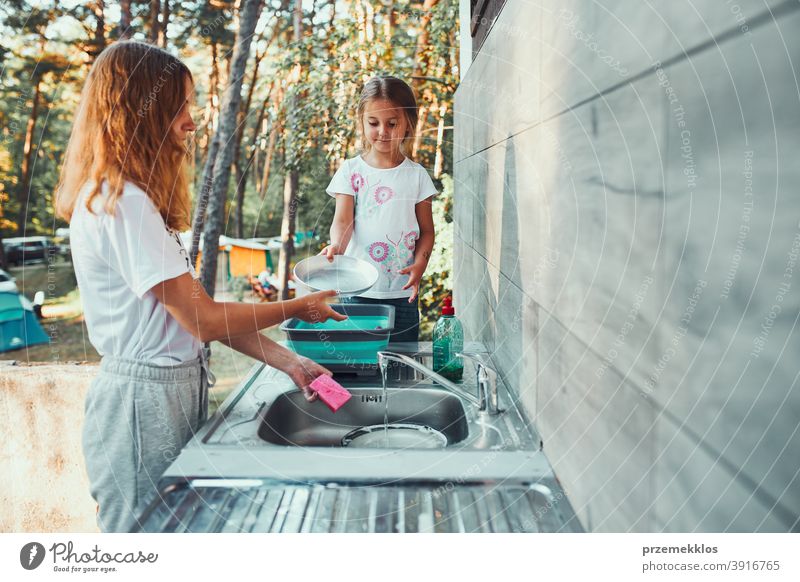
171, 0, 237, 50
272, 0, 459, 173
419, 174, 454, 340
0, 0, 459, 268
235, 144, 336, 240
228, 1, 459, 244
0, 1, 81, 237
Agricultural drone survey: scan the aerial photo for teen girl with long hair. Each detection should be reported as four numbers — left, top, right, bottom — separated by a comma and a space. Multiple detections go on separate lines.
55, 40, 343, 532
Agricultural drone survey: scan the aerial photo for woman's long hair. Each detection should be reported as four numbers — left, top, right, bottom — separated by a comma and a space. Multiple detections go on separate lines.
356, 76, 419, 159
55, 40, 193, 231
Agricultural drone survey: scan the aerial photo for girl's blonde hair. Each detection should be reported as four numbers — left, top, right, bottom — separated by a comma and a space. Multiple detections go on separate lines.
55, 40, 193, 231
356, 76, 419, 158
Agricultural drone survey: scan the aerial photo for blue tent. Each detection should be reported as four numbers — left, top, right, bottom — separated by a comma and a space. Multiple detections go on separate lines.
0, 291, 49, 352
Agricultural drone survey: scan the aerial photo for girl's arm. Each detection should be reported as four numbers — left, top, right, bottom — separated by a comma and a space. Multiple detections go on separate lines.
219, 332, 329, 401
399, 199, 435, 302
322, 194, 355, 261
150, 273, 345, 343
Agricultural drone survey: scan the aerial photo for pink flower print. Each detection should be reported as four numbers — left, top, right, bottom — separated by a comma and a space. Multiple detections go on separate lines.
350, 172, 365, 193
373, 186, 394, 205
368, 241, 390, 262
404, 230, 418, 250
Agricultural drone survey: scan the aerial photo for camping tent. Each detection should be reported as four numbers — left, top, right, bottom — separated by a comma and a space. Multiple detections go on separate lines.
179, 234, 276, 279
0, 291, 49, 353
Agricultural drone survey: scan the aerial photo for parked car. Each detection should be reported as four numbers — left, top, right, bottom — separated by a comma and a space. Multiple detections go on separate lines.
54, 227, 71, 258
0, 268, 18, 293
2, 236, 55, 266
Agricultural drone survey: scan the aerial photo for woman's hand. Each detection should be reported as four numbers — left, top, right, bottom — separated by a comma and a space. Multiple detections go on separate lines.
318, 243, 344, 263
399, 260, 427, 302
293, 289, 348, 323
284, 355, 332, 402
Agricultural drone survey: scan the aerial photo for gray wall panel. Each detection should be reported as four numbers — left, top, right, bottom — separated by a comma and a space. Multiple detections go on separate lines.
655, 9, 800, 517
453, 0, 800, 531
654, 413, 792, 532
536, 315, 657, 531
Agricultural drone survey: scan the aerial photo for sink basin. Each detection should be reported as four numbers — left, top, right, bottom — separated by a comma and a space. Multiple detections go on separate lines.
258, 387, 469, 447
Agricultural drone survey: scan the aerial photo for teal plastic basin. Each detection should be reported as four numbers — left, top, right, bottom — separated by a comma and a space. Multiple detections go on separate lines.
280, 304, 395, 365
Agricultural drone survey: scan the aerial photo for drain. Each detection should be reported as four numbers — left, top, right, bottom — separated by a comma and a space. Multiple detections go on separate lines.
341, 424, 448, 449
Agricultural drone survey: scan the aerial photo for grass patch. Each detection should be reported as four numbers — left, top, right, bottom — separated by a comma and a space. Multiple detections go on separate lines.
6, 314, 100, 364
8, 259, 77, 302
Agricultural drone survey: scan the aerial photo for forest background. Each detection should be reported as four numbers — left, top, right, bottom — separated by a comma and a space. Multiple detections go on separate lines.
0, 0, 459, 382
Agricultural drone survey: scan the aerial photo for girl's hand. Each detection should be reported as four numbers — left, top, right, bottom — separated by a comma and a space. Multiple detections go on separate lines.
399, 261, 427, 302
293, 289, 348, 323
318, 243, 344, 263
285, 355, 333, 402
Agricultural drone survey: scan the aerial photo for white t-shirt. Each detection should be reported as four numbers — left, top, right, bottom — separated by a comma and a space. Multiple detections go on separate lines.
70, 180, 201, 365
325, 155, 438, 298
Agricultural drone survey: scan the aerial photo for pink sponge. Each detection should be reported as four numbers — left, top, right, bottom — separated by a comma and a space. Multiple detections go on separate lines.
309, 375, 352, 412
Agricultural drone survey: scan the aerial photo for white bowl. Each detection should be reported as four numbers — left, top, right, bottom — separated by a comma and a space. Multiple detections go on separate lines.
293, 255, 379, 297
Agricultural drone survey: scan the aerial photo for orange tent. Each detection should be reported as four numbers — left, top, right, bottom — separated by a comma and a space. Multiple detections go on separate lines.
190, 236, 275, 279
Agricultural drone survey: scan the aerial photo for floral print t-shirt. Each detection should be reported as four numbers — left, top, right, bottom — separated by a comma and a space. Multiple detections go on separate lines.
326, 155, 438, 299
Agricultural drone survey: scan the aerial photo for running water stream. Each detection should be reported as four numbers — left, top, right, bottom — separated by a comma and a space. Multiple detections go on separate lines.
382, 359, 389, 444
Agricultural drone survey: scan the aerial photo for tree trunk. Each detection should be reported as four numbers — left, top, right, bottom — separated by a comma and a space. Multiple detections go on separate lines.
201, 41, 221, 158
232, 44, 267, 237
258, 123, 278, 199
119, 0, 132, 38
278, 0, 303, 299
0, 237, 6, 270
433, 103, 446, 178
233, 150, 257, 238
278, 171, 298, 299
16, 78, 41, 235
158, 0, 170, 47
149, 0, 161, 44
233, 167, 245, 239
200, 0, 264, 296
90, 0, 106, 61
354, 0, 367, 68
412, 103, 427, 159
411, 0, 440, 91
190, 40, 225, 264
250, 83, 270, 184
189, 131, 220, 268
257, 83, 282, 199
384, 0, 395, 60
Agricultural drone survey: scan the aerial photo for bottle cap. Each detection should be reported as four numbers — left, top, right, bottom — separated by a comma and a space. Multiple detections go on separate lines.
442, 295, 455, 316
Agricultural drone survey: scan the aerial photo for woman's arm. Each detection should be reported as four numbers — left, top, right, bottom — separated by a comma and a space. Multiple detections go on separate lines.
322, 194, 355, 261
399, 199, 435, 301
219, 332, 329, 401
150, 273, 345, 343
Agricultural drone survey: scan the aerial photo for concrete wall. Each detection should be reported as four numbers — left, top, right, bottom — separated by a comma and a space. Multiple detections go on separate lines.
0, 364, 99, 532
454, 0, 800, 531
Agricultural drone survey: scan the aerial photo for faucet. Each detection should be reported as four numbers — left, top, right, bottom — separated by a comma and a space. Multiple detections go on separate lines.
376, 351, 501, 415
458, 352, 501, 415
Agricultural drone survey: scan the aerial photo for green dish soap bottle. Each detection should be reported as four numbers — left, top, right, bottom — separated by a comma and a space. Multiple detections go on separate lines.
433, 296, 464, 381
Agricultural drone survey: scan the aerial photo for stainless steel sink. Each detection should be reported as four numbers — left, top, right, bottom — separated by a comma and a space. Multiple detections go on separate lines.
145, 343, 583, 533
201, 345, 541, 451
258, 387, 469, 447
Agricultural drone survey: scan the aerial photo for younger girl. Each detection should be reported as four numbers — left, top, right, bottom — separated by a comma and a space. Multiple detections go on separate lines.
55, 40, 343, 532
323, 76, 437, 342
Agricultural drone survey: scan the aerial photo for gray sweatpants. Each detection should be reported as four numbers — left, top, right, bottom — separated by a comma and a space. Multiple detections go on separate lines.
82, 354, 210, 532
